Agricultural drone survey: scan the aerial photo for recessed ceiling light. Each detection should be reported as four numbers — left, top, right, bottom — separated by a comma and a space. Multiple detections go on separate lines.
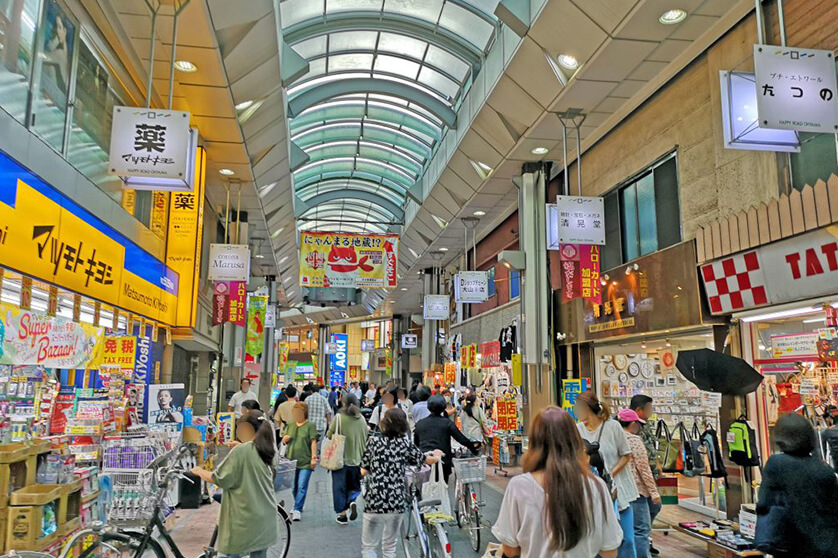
278, 255, 289, 264
254, 254, 265, 259
473, 210, 486, 216
219, 168, 235, 176
659, 9, 687, 25
284, 276, 291, 283
557, 54, 578, 70
439, 247, 449, 252
271, 228, 285, 239
400, 287, 408, 291
174, 60, 197, 73
531, 147, 549, 155
235, 100, 253, 111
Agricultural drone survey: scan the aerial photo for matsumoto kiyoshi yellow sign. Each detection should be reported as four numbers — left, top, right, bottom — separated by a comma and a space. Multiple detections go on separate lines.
299, 231, 398, 289
0, 152, 179, 324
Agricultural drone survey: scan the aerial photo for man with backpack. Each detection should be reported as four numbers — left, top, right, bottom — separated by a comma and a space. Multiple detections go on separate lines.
631, 394, 661, 556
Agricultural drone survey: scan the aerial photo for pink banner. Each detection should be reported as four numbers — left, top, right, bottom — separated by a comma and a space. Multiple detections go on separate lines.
212, 282, 229, 326
580, 245, 602, 305
228, 281, 247, 327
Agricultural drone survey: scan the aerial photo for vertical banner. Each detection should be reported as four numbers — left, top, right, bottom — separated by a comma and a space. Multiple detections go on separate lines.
121, 190, 136, 215
245, 295, 267, 356
20, 277, 32, 310
228, 281, 246, 327
165, 147, 206, 328
560, 244, 581, 303
47, 286, 58, 316
150, 192, 169, 238
278, 342, 290, 373
72, 294, 82, 322
443, 362, 458, 385
580, 245, 602, 305
385, 348, 392, 378
562, 378, 588, 419
212, 282, 229, 326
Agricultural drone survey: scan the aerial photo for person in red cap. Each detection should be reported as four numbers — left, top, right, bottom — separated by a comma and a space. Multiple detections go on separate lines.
618, 409, 660, 558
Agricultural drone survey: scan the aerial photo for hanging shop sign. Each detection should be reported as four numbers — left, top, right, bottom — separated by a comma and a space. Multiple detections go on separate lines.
0, 150, 179, 324
548, 196, 606, 246
108, 107, 198, 191
265, 305, 276, 328
0, 301, 105, 368
560, 244, 601, 304
700, 227, 838, 315
208, 244, 250, 282
562, 378, 588, 418
330, 333, 348, 373
753, 45, 838, 134
770, 332, 820, 359
401, 334, 418, 350
227, 281, 247, 327
455, 271, 489, 303
423, 294, 450, 320
212, 282, 230, 326
444, 362, 458, 385
101, 336, 137, 368
165, 147, 206, 328
361, 339, 375, 352
245, 296, 267, 357
299, 231, 398, 288
278, 342, 290, 373
496, 396, 518, 431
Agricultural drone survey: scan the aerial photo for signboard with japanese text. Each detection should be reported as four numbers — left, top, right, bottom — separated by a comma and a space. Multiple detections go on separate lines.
0, 151, 179, 324
208, 244, 250, 282
770, 332, 820, 359
496, 397, 518, 431
212, 282, 229, 326
401, 334, 418, 350
754, 45, 838, 133
551, 196, 606, 246
228, 281, 246, 327
299, 231, 398, 288
101, 336, 137, 368
455, 271, 489, 303
444, 362, 458, 385
165, 147, 205, 328
580, 245, 602, 304
108, 107, 191, 182
150, 192, 169, 238
361, 339, 375, 352
560, 244, 580, 302
0, 301, 105, 368
480, 341, 501, 367
264, 305, 276, 328
245, 296, 267, 357
423, 294, 449, 320
562, 378, 588, 419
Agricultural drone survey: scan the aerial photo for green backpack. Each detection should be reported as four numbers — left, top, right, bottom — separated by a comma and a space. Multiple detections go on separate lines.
726, 416, 760, 467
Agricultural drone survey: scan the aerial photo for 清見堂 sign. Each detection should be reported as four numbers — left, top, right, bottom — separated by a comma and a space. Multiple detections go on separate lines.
754, 44, 838, 134
423, 294, 449, 320
455, 271, 489, 303
108, 107, 193, 184
401, 334, 418, 350
700, 227, 838, 314
299, 232, 398, 289
548, 196, 606, 247
208, 244, 250, 282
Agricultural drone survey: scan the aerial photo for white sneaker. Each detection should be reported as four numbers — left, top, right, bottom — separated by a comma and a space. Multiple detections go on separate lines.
292, 510, 301, 522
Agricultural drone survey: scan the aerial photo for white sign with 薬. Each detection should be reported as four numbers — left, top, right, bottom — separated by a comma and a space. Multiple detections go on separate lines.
109, 107, 192, 181
754, 44, 838, 133
455, 271, 489, 303
401, 334, 418, 350
553, 196, 605, 246
208, 244, 251, 282
423, 294, 449, 320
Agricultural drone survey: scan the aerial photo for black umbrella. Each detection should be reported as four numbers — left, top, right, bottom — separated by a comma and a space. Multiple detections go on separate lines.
676, 348, 763, 396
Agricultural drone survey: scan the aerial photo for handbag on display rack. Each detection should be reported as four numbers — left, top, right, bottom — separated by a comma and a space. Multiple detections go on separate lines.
656, 420, 684, 474
680, 422, 707, 478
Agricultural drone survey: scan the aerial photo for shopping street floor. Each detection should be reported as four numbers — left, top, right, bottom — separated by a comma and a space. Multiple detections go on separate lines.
168, 466, 709, 557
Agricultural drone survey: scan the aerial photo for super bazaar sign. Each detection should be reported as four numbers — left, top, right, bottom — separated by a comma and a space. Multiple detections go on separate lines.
700, 228, 838, 314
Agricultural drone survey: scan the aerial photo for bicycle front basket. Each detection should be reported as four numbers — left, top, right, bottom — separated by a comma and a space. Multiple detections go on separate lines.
452, 456, 487, 484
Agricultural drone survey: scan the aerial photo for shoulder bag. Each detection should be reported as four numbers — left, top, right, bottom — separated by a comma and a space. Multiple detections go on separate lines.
321, 415, 345, 471
656, 420, 684, 474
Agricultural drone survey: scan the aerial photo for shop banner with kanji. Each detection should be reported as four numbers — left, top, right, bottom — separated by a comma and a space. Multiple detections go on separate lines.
299, 231, 399, 289
212, 282, 230, 326
560, 244, 581, 302
562, 378, 589, 419
460, 344, 477, 368
0, 301, 105, 368
496, 397, 518, 431
444, 362, 458, 385
245, 295, 267, 356
228, 281, 247, 327
480, 341, 501, 367
580, 245, 602, 304
101, 336, 137, 368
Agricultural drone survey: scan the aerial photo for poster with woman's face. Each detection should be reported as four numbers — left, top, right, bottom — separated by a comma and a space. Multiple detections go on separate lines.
39, 0, 75, 106
145, 383, 185, 425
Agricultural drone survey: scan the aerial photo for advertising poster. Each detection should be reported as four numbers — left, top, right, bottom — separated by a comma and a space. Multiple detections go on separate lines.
299, 231, 398, 288
145, 383, 185, 424
101, 336, 137, 368
228, 281, 247, 327
580, 245, 602, 305
212, 282, 230, 326
560, 244, 581, 303
562, 378, 589, 419
278, 342, 290, 373
0, 302, 104, 368
245, 296, 267, 356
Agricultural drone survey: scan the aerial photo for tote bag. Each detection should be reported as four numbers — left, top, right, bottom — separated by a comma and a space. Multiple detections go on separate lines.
421, 461, 453, 518
656, 420, 684, 474
321, 415, 345, 471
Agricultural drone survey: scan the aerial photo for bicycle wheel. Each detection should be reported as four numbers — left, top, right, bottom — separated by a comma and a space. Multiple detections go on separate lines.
268, 504, 292, 558
467, 489, 480, 552
429, 522, 451, 558
97, 531, 167, 558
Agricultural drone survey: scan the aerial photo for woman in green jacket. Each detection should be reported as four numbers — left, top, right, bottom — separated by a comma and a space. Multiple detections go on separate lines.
328, 393, 369, 525
191, 411, 277, 558
282, 401, 319, 521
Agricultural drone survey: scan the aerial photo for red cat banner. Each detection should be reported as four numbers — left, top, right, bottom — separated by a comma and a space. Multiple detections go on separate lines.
299, 231, 399, 289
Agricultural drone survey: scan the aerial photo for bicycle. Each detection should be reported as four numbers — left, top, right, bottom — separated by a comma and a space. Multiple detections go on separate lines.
452, 454, 487, 552
96, 444, 292, 558
1, 522, 117, 558
401, 460, 452, 558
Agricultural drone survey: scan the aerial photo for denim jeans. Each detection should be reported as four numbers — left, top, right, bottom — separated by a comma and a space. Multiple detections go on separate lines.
293, 468, 314, 512
221, 549, 267, 558
332, 465, 362, 513
632, 498, 652, 558
617, 503, 637, 558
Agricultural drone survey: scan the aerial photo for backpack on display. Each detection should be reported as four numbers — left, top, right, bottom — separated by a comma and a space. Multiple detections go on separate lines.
726, 415, 760, 467
656, 420, 684, 474
699, 426, 727, 479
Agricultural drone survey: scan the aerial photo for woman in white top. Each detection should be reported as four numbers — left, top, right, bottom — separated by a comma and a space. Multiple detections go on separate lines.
459, 394, 487, 446
369, 388, 398, 430
574, 391, 639, 558
492, 406, 622, 558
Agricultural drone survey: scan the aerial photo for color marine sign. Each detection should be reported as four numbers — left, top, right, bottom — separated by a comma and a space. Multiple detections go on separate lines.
0, 150, 179, 324
299, 232, 398, 289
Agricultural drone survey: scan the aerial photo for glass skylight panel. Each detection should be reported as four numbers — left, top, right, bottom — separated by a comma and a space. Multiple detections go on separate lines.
461, 0, 501, 17
384, 0, 444, 24
280, 0, 325, 28
374, 55, 421, 81
417, 67, 460, 100
328, 53, 375, 72
439, 2, 494, 50
378, 32, 427, 60
292, 36, 328, 59
356, 144, 422, 175
425, 45, 470, 82
329, 30, 378, 52
325, 0, 385, 14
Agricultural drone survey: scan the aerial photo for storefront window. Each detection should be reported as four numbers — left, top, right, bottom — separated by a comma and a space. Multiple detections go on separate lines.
509, 269, 520, 299
0, 0, 41, 123
487, 265, 495, 298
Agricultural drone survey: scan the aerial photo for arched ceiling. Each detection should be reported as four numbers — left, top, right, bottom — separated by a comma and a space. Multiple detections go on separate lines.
279, 0, 501, 234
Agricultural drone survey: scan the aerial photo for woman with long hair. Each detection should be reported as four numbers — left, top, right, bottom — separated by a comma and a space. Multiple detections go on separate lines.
574, 392, 639, 558
459, 393, 487, 446
492, 407, 622, 557
191, 411, 277, 558
282, 401, 319, 521
328, 394, 369, 525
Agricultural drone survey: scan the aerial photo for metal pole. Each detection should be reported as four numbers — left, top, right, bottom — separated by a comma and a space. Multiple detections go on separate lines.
754, 0, 765, 45
561, 119, 569, 197
168, 3, 182, 109
777, 0, 787, 46
236, 183, 242, 244
145, 7, 158, 108
575, 121, 583, 196
224, 183, 231, 243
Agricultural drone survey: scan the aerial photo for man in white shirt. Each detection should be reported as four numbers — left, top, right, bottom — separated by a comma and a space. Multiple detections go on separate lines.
350, 382, 363, 400
227, 378, 258, 417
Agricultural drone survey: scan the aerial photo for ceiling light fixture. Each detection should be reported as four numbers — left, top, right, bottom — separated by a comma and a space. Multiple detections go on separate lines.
174, 60, 197, 73
278, 255, 289, 264
473, 210, 486, 216
271, 228, 285, 239
401, 287, 408, 291
531, 147, 549, 155
557, 54, 578, 70
659, 9, 687, 25
439, 247, 449, 252
219, 168, 235, 176
254, 254, 265, 259
235, 100, 253, 111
